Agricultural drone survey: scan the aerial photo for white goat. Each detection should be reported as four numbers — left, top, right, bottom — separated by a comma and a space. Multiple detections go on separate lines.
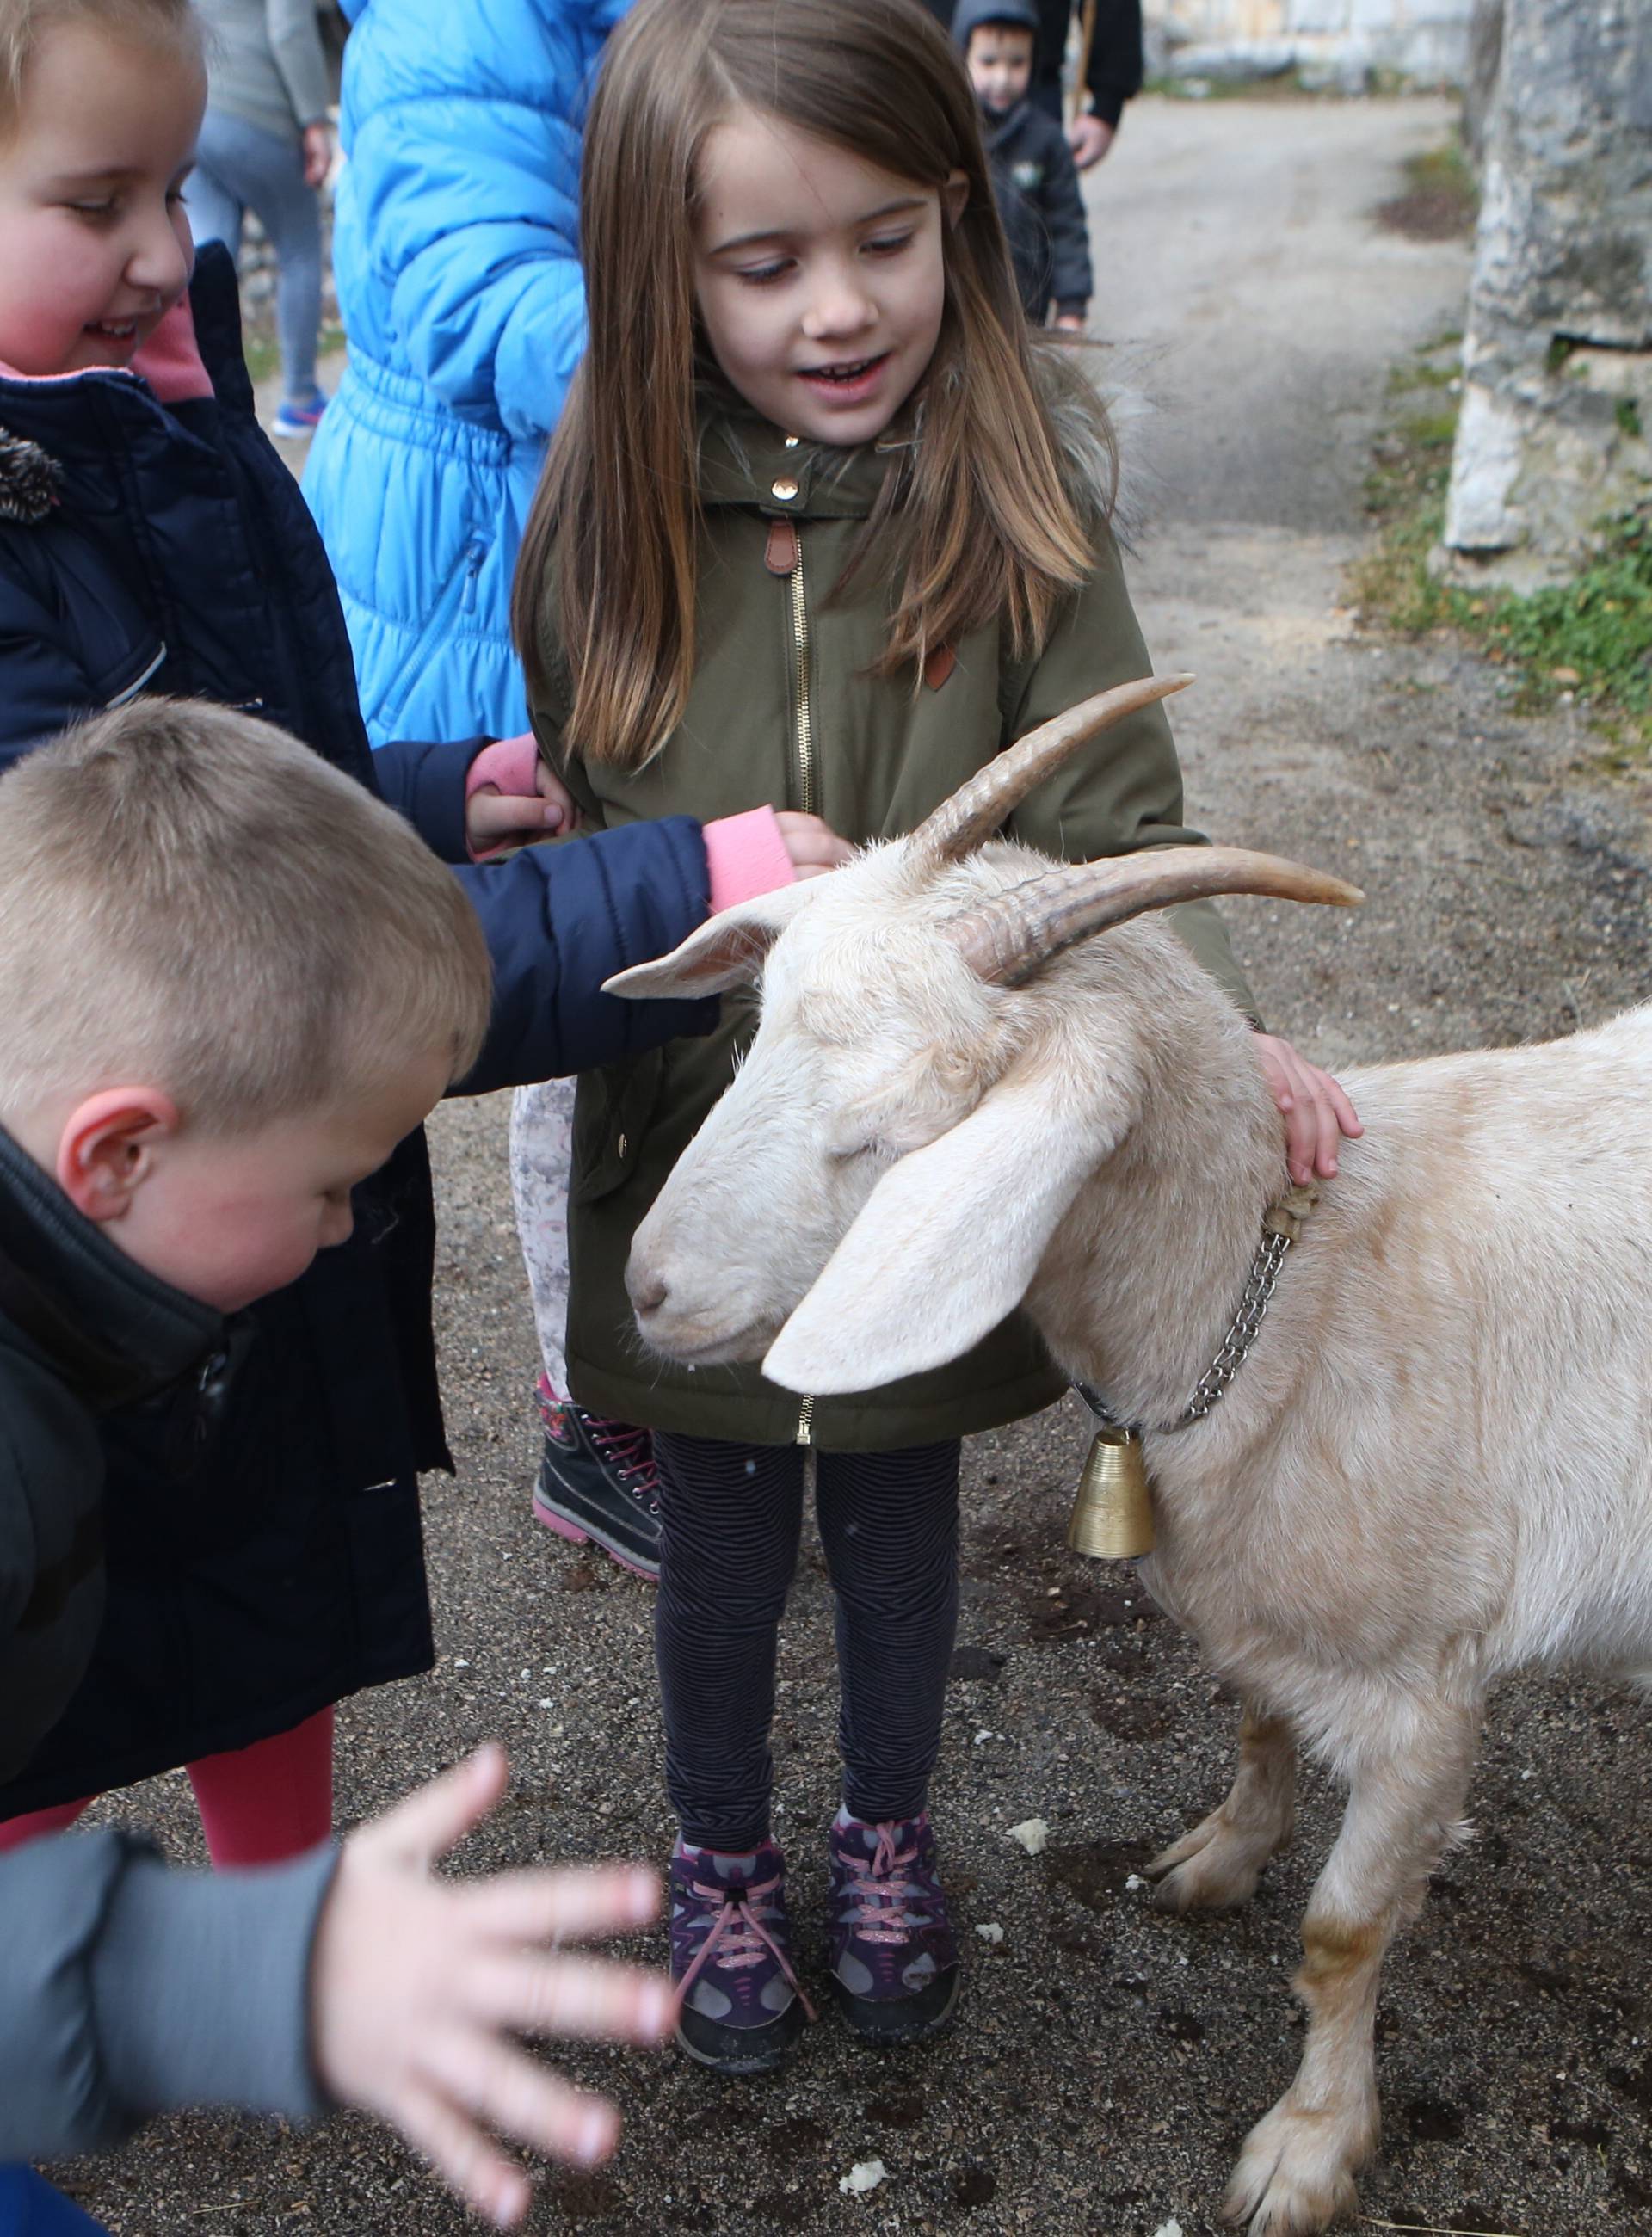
605, 677, 1652, 2237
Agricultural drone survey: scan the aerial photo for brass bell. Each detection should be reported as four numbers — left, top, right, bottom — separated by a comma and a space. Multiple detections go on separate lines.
1068, 1424, 1155, 1560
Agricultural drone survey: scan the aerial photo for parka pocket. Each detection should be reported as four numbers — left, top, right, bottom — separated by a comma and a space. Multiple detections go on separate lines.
570, 1049, 666, 1205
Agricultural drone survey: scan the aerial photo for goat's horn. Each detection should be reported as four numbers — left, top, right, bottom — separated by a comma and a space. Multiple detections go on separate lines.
948, 845, 1365, 986
907, 673, 1193, 868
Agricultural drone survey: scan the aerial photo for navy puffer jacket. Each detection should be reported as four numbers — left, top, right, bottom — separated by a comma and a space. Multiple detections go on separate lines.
0, 247, 714, 1813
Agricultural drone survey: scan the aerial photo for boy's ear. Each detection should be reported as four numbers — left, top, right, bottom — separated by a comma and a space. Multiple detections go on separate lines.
602, 880, 823, 1001
57, 1088, 181, 1223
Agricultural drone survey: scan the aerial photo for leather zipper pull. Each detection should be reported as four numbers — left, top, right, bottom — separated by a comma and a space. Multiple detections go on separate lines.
766, 516, 799, 576
923, 643, 956, 692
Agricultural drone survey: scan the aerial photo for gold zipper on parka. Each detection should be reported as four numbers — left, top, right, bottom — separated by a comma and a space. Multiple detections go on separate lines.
788, 532, 817, 819
785, 516, 815, 1445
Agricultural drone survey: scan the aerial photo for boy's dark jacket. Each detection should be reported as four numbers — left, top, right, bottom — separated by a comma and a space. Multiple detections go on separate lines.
0, 243, 716, 1821
953, 0, 1093, 322
0, 1125, 332, 2149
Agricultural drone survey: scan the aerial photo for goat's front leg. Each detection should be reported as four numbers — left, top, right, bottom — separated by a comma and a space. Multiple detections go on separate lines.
1224, 1700, 1480, 2237
1147, 1702, 1296, 1911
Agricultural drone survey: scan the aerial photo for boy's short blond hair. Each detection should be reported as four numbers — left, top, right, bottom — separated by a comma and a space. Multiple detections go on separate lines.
0, 699, 493, 1131
0, 0, 200, 134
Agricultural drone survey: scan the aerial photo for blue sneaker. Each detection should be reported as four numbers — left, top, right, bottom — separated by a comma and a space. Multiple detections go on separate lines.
826, 1810, 961, 2044
669, 1837, 814, 2074
270, 391, 326, 440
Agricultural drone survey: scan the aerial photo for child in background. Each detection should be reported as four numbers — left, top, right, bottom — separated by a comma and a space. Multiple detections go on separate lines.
514, 0, 1358, 2076
956, 0, 1091, 330
0, 0, 842, 1881
0, 702, 670, 2232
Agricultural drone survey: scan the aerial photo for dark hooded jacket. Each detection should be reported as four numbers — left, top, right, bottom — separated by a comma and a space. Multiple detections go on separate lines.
0, 1121, 338, 2155
953, 0, 1093, 324
0, 244, 716, 1818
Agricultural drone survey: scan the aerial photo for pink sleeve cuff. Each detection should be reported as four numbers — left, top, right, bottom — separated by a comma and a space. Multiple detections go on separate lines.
703, 805, 797, 913
465, 732, 541, 801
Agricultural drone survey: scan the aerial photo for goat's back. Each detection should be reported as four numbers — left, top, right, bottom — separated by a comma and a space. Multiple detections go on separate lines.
1165, 1003, 1652, 1692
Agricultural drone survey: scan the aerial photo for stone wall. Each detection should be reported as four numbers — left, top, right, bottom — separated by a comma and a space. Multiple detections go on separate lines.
1441, 0, 1652, 587
1145, 0, 1473, 87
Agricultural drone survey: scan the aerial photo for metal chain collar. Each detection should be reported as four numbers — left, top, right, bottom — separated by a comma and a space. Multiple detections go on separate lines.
1075, 1186, 1314, 1439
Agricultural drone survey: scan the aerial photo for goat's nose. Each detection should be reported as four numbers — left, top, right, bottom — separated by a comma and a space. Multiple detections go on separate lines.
627, 1263, 669, 1316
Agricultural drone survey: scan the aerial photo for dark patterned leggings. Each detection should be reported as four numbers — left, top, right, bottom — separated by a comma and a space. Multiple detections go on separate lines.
654, 1431, 961, 1852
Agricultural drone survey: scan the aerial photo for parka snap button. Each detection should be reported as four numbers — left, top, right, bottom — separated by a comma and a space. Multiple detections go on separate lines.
771, 477, 799, 502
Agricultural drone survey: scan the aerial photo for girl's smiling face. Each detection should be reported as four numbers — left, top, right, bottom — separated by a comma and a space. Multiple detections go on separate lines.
0, 21, 204, 377
693, 108, 964, 448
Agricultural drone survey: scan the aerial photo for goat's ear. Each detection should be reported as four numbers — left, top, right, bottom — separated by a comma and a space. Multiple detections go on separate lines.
603, 881, 823, 1001
762, 1062, 1115, 1396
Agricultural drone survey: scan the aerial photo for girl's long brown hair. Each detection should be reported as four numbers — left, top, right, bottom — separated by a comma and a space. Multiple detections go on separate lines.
512, 0, 1111, 770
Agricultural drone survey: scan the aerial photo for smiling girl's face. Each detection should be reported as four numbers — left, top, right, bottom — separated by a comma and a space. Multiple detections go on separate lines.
693, 107, 965, 449
0, 19, 203, 377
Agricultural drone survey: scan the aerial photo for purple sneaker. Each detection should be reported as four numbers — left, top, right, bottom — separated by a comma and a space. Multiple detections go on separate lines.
669, 1838, 815, 2074
826, 1810, 961, 2045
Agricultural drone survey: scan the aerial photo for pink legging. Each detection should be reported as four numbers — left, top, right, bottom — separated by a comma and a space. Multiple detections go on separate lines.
0, 1704, 335, 1867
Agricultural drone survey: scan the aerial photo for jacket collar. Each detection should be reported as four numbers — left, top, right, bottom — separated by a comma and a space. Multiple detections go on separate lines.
0, 1123, 224, 1414
0, 243, 249, 480
696, 404, 909, 521
979, 96, 1032, 147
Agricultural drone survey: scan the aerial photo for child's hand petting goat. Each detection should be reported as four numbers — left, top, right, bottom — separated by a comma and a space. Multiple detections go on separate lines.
1251, 1032, 1363, 1181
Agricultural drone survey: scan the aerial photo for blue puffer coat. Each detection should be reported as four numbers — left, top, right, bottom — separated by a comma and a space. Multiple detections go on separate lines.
301, 0, 627, 745
0, 245, 713, 1815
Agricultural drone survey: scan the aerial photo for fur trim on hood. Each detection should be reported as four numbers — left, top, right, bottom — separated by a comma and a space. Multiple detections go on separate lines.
1031, 336, 1157, 552
0, 426, 64, 525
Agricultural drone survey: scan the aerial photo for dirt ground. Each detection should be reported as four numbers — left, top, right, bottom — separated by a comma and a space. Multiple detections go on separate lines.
62, 93, 1652, 2237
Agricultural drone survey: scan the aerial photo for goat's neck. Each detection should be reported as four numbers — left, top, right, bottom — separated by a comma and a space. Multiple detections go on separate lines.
1026, 939, 1287, 1431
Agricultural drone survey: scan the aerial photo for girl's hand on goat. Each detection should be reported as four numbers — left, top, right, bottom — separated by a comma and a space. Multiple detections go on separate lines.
775, 810, 854, 880
309, 1744, 670, 2228
1252, 1034, 1363, 1185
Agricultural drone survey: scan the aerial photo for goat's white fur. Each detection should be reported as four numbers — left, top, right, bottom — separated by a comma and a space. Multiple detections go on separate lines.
609, 835, 1652, 2236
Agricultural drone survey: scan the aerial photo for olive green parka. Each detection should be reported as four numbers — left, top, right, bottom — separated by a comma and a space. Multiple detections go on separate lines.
529, 408, 1256, 1451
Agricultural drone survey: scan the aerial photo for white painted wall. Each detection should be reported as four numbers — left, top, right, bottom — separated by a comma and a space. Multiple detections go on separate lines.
1147, 0, 1474, 81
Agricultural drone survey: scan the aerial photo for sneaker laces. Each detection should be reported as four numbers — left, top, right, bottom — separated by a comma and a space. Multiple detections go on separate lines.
839, 1823, 928, 1945
673, 1869, 818, 2021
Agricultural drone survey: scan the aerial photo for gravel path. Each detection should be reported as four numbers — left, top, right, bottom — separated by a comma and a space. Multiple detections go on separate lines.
64, 93, 1652, 2237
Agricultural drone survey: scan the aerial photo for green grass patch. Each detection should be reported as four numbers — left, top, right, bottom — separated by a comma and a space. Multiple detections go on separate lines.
1374, 139, 1477, 241
1353, 341, 1652, 758
1143, 67, 1315, 101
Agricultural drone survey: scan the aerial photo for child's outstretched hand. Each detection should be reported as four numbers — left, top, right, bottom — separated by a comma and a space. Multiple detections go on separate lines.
310, 1746, 669, 2228
465, 735, 577, 858
1252, 1033, 1363, 1186
775, 809, 854, 879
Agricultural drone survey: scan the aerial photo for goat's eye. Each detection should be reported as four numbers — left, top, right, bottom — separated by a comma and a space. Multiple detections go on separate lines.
827, 1139, 876, 1165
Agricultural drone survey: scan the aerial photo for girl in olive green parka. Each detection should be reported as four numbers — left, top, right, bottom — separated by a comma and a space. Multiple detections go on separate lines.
512, 0, 1359, 2078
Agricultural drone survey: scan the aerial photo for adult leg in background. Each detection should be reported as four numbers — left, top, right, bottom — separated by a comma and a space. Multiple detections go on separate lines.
190, 108, 322, 411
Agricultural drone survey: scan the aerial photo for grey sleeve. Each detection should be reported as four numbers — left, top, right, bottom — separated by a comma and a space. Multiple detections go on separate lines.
265, 0, 331, 127
0, 1829, 336, 2159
